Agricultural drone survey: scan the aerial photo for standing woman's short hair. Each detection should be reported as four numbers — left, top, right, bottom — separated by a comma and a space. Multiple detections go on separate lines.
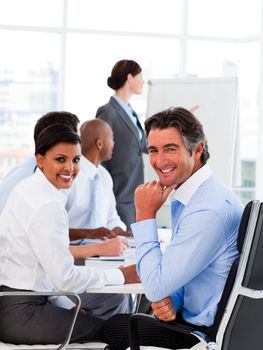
107, 59, 142, 90
35, 123, 80, 156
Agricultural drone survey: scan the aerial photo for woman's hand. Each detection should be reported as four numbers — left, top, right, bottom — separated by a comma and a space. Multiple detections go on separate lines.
97, 236, 129, 256
69, 236, 128, 260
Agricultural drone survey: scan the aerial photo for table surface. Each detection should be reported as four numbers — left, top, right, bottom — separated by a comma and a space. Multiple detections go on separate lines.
86, 282, 144, 294
85, 251, 144, 294
84, 228, 172, 294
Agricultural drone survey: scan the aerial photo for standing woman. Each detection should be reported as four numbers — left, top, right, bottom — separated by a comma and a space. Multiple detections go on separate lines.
0, 123, 136, 345
96, 59, 148, 230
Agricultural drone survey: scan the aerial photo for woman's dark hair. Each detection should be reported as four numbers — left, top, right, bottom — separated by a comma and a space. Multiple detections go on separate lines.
35, 123, 80, 155
34, 111, 80, 143
145, 107, 210, 165
107, 59, 142, 90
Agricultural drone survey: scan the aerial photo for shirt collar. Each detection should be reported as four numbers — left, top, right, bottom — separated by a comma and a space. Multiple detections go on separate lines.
34, 167, 68, 205
112, 94, 133, 116
80, 156, 98, 180
169, 164, 212, 205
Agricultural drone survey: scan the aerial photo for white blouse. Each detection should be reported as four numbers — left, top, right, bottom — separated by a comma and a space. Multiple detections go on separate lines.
0, 168, 124, 293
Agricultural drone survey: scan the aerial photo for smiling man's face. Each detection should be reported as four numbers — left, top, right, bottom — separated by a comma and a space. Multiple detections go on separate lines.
148, 127, 203, 187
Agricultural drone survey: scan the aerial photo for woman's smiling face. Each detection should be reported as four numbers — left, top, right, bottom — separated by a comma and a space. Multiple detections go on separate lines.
36, 142, 81, 189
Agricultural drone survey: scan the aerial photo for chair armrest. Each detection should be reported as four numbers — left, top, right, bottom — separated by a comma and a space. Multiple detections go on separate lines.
0, 291, 81, 350
128, 313, 200, 350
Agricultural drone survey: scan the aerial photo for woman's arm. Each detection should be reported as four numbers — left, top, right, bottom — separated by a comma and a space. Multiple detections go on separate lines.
69, 236, 129, 260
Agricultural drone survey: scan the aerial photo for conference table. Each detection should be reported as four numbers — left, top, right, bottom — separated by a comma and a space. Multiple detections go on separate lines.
85, 251, 144, 294
84, 228, 172, 296
85, 253, 144, 313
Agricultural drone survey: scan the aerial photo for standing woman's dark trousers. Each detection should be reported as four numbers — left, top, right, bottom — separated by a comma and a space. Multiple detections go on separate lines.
0, 286, 104, 344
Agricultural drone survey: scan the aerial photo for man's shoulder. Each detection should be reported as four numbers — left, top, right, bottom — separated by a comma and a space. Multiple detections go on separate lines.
98, 165, 113, 184
189, 175, 243, 214
0, 157, 36, 213
69, 166, 92, 192
1, 157, 35, 185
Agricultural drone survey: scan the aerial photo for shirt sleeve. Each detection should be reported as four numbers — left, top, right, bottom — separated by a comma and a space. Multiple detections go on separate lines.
27, 201, 124, 292
131, 210, 226, 302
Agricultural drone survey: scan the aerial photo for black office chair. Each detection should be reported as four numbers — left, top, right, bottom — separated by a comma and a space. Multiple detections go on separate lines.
129, 200, 263, 350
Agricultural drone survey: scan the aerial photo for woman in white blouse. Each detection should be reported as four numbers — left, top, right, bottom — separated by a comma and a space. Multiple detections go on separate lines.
0, 123, 137, 344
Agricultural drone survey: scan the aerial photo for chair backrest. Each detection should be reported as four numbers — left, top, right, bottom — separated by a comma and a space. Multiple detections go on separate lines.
213, 200, 263, 350
206, 200, 254, 341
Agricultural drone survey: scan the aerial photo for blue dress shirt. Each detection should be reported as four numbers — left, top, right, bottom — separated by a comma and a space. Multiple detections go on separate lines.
0, 157, 36, 214
131, 164, 243, 327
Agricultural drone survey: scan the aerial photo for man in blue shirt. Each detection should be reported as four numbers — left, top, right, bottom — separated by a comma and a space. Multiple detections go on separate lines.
100, 106, 243, 350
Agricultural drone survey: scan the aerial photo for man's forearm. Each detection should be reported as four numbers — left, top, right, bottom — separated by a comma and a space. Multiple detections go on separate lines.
69, 227, 117, 240
69, 228, 94, 240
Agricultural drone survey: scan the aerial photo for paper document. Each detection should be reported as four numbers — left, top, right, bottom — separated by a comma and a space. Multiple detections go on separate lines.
86, 255, 125, 261
81, 237, 136, 248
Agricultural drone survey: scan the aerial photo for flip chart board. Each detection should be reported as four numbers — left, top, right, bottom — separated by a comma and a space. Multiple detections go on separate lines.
143, 77, 239, 227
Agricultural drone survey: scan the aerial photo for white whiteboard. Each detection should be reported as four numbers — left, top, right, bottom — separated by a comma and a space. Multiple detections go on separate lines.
143, 77, 239, 228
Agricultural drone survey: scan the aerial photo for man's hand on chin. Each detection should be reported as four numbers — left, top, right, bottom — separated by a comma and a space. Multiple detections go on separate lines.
134, 181, 175, 222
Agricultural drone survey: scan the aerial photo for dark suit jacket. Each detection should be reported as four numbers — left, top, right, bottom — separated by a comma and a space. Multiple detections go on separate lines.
96, 96, 148, 229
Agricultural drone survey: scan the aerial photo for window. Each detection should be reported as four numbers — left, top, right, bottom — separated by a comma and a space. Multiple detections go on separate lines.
0, 0, 62, 27
0, 30, 60, 180
187, 39, 260, 203
67, 0, 183, 34
65, 33, 180, 119
0, 0, 262, 206
188, 0, 261, 37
